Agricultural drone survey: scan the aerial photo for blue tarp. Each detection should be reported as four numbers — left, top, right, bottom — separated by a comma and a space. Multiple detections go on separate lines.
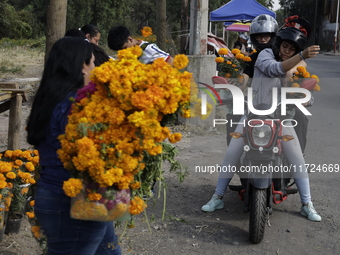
210, 0, 276, 22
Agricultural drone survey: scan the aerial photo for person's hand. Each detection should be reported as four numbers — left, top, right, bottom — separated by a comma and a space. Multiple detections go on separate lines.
301, 45, 320, 59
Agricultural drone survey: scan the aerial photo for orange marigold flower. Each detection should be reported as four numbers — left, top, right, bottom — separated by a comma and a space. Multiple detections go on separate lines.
26, 211, 35, 218
63, 178, 83, 197
218, 48, 229, 55
6, 172, 16, 179
173, 54, 189, 70
4, 150, 13, 158
141, 26, 153, 37
29, 200, 35, 207
15, 160, 23, 166
12, 149, 23, 158
169, 133, 182, 143
314, 84, 321, 91
215, 57, 224, 63
129, 196, 147, 215
231, 48, 241, 55
87, 193, 102, 201
21, 187, 29, 194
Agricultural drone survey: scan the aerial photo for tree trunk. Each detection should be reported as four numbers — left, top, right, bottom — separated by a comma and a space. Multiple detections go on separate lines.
156, 0, 167, 51
45, 0, 68, 63
180, 0, 189, 54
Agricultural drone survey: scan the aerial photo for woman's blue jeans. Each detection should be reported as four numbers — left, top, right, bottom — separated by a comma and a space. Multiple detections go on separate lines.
34, 186, 122, 255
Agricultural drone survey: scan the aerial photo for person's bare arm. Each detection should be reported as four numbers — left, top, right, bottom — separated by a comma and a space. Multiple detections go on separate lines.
281, 45, 320, 72
166, 56, 174, 66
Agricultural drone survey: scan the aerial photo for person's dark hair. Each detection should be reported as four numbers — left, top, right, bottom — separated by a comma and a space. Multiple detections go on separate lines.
81, 24, 100, 39
108, 26, 131, 51
92, 44, 110, 66
27, 37, 93, 146
65, 28, 86, 39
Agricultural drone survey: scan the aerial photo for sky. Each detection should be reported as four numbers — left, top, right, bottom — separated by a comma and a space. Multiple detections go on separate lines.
272, 0, 280, 11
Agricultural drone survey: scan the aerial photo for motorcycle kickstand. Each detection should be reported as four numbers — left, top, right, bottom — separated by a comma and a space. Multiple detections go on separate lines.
266, 207, 271, 227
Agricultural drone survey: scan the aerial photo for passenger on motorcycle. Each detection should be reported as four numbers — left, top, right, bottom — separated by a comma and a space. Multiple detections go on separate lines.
201, 18, 321, 222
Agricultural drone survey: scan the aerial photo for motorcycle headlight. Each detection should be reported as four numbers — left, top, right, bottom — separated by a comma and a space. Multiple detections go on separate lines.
251, 124, 272, 146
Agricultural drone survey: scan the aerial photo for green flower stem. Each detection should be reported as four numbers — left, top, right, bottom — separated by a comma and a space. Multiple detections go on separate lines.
162, 185, 166, 221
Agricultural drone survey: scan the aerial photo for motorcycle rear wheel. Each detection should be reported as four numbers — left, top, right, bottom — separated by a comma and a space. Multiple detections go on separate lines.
249, 188, 267, 244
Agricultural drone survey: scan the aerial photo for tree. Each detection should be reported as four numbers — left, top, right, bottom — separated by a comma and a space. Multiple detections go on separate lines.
45, 0, 67, 62
156, 0, 167, 50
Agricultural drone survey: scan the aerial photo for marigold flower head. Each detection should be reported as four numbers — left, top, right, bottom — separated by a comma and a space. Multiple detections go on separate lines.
215, 57, 224, 63
218, 48, 229, 55
130, 196, 147, 215
173, 54, 189, 70
63, 178, 83, 197
231, 48, 241, 55
141, 26, 153, 37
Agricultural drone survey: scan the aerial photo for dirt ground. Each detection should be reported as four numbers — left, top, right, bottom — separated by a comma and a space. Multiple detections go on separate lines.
0, 54, 337, 255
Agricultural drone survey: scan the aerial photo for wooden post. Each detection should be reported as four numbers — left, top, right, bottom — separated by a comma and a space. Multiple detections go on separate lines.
7, 93, 23, 150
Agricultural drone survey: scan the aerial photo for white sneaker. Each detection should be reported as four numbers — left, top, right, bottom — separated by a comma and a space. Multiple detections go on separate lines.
300, 201, 322, 222
201, 194, 224, 212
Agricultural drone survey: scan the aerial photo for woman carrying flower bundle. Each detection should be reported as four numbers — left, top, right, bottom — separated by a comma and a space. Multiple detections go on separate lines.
201, 18, 322, 222
26, 37, 121, 254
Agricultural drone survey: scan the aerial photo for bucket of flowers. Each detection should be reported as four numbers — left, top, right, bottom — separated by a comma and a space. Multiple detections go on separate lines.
0, 149, 38, 234
57, 45, 209, 222
215, 48, 252, 88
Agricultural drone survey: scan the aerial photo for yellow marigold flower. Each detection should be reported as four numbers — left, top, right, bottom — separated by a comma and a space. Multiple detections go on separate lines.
296, 66, 306, 73
215, 57, 224, 63
244, 56, 252, 62
0, 180, 7, 189
311, 75, 319, 83
129, 181, 141, 190
314, 84, 321, 91
4, 150, 13, 158
173, 54, 189, 70
130, 196, 147, 215
26, 211, 35, 218
29, 200, 35, 207
22, 187, 29, 194
225, 73, 231, 78
291, 82, 300, 88
232, 64, 237, 67
6, 172, 16, 179
12, 149, 23, 158
63, 178, 83, 197
231, 48, 241, 55
169, 133, 182, 143
302, 71, 310, 78
15, 160, 23, 166
33, 150, 39, 156
218, 48, 229, 55
141, 26, 153, 37
87, 193, 102, 201
226, 61, 232, 65
25, 162, 35, 172
6, 182, 13, 189
235, 53, 245, 60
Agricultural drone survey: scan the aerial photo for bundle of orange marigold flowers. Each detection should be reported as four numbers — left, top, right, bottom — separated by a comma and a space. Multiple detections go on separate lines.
57, 46, 204, 221
215, 47, 251, 85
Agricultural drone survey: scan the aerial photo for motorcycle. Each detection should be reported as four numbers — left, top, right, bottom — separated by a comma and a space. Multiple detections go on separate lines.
212, 76, 317, 244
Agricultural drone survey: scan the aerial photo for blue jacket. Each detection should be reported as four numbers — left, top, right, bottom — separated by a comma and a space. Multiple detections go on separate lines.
37, 92, 76, 194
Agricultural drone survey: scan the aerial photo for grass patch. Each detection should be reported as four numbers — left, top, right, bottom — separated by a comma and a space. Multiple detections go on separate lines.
0, 59, 24, 74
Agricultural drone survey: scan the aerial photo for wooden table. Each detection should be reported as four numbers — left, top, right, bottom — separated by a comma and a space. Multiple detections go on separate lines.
0, 82, 31, 150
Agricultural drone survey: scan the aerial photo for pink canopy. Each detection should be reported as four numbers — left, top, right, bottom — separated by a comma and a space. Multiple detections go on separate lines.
225, 23, 250, 32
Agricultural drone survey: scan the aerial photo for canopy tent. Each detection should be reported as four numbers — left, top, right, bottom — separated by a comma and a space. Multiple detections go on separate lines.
210, 0, 276, 22
225, 22, 251, 32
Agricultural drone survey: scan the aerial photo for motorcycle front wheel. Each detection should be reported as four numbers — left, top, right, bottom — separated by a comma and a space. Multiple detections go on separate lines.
249, 188, 267, 244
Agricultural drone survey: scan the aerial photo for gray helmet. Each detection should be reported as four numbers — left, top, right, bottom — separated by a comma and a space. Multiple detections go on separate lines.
250, 14, 278, 51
